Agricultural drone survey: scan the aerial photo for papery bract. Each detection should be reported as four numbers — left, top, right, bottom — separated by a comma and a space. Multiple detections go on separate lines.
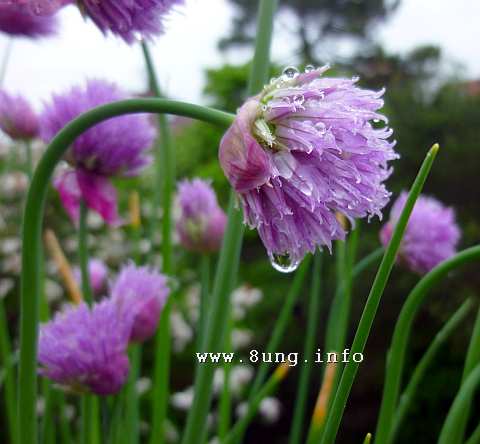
219, 65, 398, 267
38, 299, 131, 395
380, 192, 460, 274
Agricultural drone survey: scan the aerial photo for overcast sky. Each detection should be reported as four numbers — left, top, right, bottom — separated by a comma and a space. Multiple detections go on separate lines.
0, 0, 479, 107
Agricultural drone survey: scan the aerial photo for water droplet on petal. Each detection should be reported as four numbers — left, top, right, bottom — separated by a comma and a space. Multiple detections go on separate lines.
351, 75, 360, 82
282, 66, 299, 79
305, 64, 315, 73
373, 118, 380, 123
269, 253, 300, 273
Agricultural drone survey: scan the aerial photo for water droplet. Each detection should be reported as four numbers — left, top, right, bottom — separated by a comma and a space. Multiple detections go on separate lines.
305, 64, 315, 73
269, 253, 300, 273
262, 104, 268, 112
282, 66, 299, 79
351, 75, 360, 82
373, 118, 380, 123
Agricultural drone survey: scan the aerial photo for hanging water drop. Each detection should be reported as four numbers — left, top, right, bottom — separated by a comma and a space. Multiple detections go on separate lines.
373, 118, 380, 123
351, 75, 360, 82
305, 64, 315, 73
282, 66, 299, 79
269, 253, 300, 273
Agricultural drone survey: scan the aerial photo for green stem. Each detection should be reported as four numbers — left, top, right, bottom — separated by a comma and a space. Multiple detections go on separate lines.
0, 297, 17, 444
443, 302, 480, 444
181, 1, 276, 442
197, 255, 211, 351
466, 422, 480, 444
249, 255, 312, 397
25, 140, 33, 180
391, 298, 474, 443
222, 365, 288, 444
141, 41, 176, 444
374, 245, 480, 444
320, 144, 439, 444
438, 364, 480, 444
78, 201, 93, 305
218, 310, 233, 440
125, 345, 142, 444
288, 254, 322, 444
17, 98, 231, 444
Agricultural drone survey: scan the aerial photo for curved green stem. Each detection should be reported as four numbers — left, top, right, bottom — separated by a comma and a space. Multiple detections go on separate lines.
391, 298, 474, 442
438, 364, 480, 444
374, 245, 480, 444
17, 98, 233, 444
181, 1, 276, 443
320, 144, 439, 444
288, 254, 322, 444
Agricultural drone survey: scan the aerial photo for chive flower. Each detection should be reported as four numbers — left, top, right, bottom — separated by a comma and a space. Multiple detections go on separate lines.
0, 90, 39, 140
175, 178, 227, 253
38, 299, 131, 395
219, 65, 397, 271
29, 0, 184, 43
0, 3, 57, 37
380, 192, 461, 274
40, 79, 156, 225
110, 263, 169, 342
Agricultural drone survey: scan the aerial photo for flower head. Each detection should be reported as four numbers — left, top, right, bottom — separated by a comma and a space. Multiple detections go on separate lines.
380, 192, 460, 274
219, 65, 397, 269
41, 79, 156, 224
75, 0, 183, 43
38, 299, 131, 395
110, 263, 169, 342
175, 179, 227, 253
0, 3, 57, 37
73, 258, 108, 296
0, 90, 39, 140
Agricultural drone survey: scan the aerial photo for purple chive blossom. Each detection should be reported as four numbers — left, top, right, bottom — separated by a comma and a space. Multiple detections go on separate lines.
380, 192, 460, 274
0, 90, 39, 140
38, 299, 132, 395
175, 178, 227, 253
73, 258, 108, 296
0, 3, 58, 38
219, 65, 398, 270
71, 0, 183, 44
41, 79, 156, 225
110, 263, 169, 343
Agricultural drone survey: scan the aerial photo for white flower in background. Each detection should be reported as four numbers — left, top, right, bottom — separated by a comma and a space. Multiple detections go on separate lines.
184, 284, 200, 323
0, 171, 29, 196
44, 279, 62, 303
236, 397, 281, 424
171, 386, 194, 410
136, 377, 152, 396
0, 237, 21, 255
0, 278, 14, 299
213, 365, 254, 397
232, 285, 263, 320
231, 329, 254, 350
